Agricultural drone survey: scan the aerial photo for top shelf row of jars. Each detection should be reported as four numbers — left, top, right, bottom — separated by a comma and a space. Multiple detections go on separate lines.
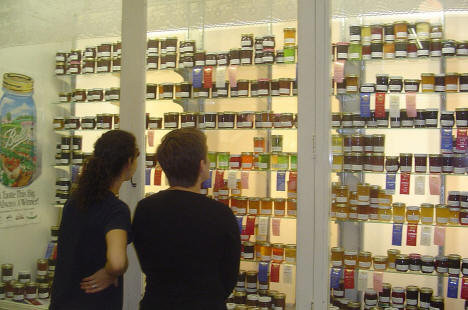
55, 29, 297, 75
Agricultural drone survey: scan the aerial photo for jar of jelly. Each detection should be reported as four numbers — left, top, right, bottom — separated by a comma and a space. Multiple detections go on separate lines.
331, 247, 344, 267
392, 202, 406, 223
371, 40, 383, 59
406, 286, 419, 306
394, 21, 408, 39
378, 205, 392, 221
436, 256, 448, 273
442, 154, 454, 173
392, 287, 406, 306
421, 255, 435, 273
448, 191, 460, 207
395, 254, 409, 272
400, 109, 414, 128
434, 74, 446, 92
164, 112, 179, 128
448, 254, 461, 275
376, 74, 389, 92
404, 79, 420, 92
440, 111, 455, 128
420, 287, 433, 308
430, 39, 442, 57
407, 39, 418, 57
415, 109, 426, 128
461, 208, 468, 225
430, 296, 444, 310
395, 39, 408, 58
386, 156, 399, 172
413, 153, 427, 173
462, 258, 468, 276
444, 73, 458, 92
389, 76, 403, 92
399, 153, 413, 172
364, 289, 377, 307
409, 253, 422, 271
442, 39, 457, 56
457, 41, 468, 55
344, 250, 358, 269
429, 154, 442, 173
418, 39, 431, 57
421, 73, 435, 92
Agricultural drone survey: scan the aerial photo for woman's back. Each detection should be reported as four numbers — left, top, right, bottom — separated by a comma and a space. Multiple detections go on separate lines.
50, 192, 131, 310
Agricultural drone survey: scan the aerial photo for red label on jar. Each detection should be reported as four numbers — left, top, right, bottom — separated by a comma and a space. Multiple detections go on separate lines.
203, 67, 213, 88
153, 166, 162, 186
400, 173, 410, 195
245, 216, 256, 235
344, 269, 355, 289
375, 93, 386, 118
270, 263, 281, 283
407, 224, 418, 246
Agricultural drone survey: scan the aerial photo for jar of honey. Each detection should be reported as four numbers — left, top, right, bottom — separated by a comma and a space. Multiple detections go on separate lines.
260, 198, 273, 215
284, 244, 296, 263
421, 203, 434, 224
248, 197, 260, 215
406, 206, 421, 224
335, 204, 349, 220
357, 183, 370, 202
344, 250, 358, 269
421, 73, 435, 92
273, 198, 286, 216
331, 247, 344, 267
449, 207, 460, 225
272, 244, 284, 262
378, 205, 392, 222
336, 185, 349, 204
259, 242, 272, 262
358, 251, 372, 269
435, 204, 449, 225
373, 256, 388, 271
378, 190, 392, 206
387, 249, 401, 269
392, 203, 406, 223
346, 75, 359, 93
287, 198, 297, 217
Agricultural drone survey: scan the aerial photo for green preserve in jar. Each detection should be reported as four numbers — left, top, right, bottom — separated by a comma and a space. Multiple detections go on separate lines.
258, 153, 271, 170
208, 151, 217, 169
217, 152, 230, 170
290, 153, 297, 171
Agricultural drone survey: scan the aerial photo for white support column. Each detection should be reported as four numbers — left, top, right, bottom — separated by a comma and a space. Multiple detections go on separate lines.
120, 0, 147, 309
297, 0, 330, 309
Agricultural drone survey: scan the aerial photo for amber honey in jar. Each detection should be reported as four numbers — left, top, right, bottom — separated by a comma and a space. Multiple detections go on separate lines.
406, 206, 420, 224
358, 251, 372, 269
346, 75, 359, 93
373, 256, 388, 271
260, 198, 273, 215
387, 249, 401, 269
419, 203, 434, 224
392, 202, 406, 223
357, 183, 370, 202
435, 204, 449, 225
336, 185, 349, 204
273, 198, 286, 217
287, 198, 296, 217
331, 247, 344, 267
378, 205, 392, 222
421, 73, 435, 92
284, 244, 296, 263
344, 250, 358, 269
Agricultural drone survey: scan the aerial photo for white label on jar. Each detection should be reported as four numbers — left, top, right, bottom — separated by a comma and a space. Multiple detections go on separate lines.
39, 292, 49, 299
437, 267, 448, 273
407, 52, 417, 58
392, 297, 404, 304
414, 120, 425, 126
59, 97, 68, 102
241, 40, 251, 47
426, 119, 437, 126
261, 255, 271, 261
332, 164, 342, 171
166, 61, 175, 68
230, 59, 240, 65
206, 60, 216, 66
165, 122, 177, 128
445, 84, 457, 92
263, 56, 274, 62
430, 51, 442, 57
358, 214, 369, 221
379, 296, 390, 303
238, 121, 252, 128
195, 60, 205, 66
351, 146, 363, 152
281, 121, 292, 128
371, 52, 383, 58
359, 261, 371, 268
3, 275, 13, 282
389, 84, 402, 92
380, 214, 392, 221
349, 52, 360, 59
375, 85, 388, 92
365, 299, 377, 306
217, 59, 227, 65
61, 145, 70, 150
353, 121, 365, 127
346, 86, 358, 92
449, 268, 459, 275
175, 92, 189, 98
229, 162, 240, 169
366, 164, 375, 171
272, 146, 282, 152
263, 40, 275, 47
401, 166, 412, 172
396, 51, 408, 57
332, 260, 343, 267
101, 123, 110, 129
391, 120, 401, 127
147, 48, 158, 54
146, 93, 156, 99
285, 38, 295, 44
54, 123, 63, 129
217, 89, 228, 96
361, 86, 374, 93
73, 159, 83, 164
271, 90, 280, 96
113, 65, 121, 71
372, 146, 384, 153
241, 58, 252, 64
418, 49, 430, 57
344, 259, 356, 266
371, 34, 382, 40
422, 217, 433, 223
407, 215, 420, 222
55, 68, 65, 74
462, 217, 468, 224
242, 163, 252, 169
336, 197, 347, 203
236, 90, 248, 97
364, 146, 373, 152
97, 66, 109, 72
276, 56, 284, 63
109, 94, 119, 100
416, 166, 427, 172
343, 164, 352, 170
181, 122, 195, 128
394, 216, 406, 223
56, 55, 65, 61
160, 63, 167, 69
454, 167, 465, 174
443, 47, 456, 54
342, 121, 352, 127
458, 48, 468, 55
396, 32, 407, 39
254, 147, 264, 153
435, 85, 446, 92
274, 210, 285, 216
82, 123, 94, 129
349, 212, 358, 220
183, 61, 194, 68
259, 163, 268, 169
336, 212, 347, 219
459, 84, 468, 92
161, 92, 172, 99
402, 120, 414, 127
350, 35, 360, 41
385, 35, 395, 41
334, 290, 344, 297
405, 84, 418, 92
243, 252, 254, 259
441, 120, 454, 126
57, 185, 69, 191
437, 217, 448, 225
65, 123, 77, 129
458, 120, 468, 127
422, 84, 434, 91
337, 52, 348, 59
430, 166, 442, 173
385, 52, 395, 59
273, 254, 283, 262
257, 89, 269, 96
386, 165, 398, 172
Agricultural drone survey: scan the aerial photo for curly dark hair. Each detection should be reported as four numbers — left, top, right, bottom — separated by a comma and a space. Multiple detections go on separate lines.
72, 130, 138, 210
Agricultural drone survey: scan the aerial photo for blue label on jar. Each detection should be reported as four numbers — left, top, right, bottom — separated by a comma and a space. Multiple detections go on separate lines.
145, 167, 151, 185
392, 223, 403, 246
236, 216, 243, 234
192, 67, 203, 88
386, 173, 396, 194
447, 276, 459, 298
277, 171, 286, 191
360, 93, 371, 117
441, 128, 453, 153
330, 267, 343, 289
258, 262, 269, 283
201, 170, 212, 189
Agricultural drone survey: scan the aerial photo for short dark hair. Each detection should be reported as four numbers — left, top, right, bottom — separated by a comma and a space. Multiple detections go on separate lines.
156, 129, 207, 187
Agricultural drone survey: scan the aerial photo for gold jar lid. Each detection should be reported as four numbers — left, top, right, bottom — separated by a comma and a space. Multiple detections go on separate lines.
373, 255, 387, 262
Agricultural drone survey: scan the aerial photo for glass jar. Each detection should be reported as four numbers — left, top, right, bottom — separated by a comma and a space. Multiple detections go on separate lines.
387, 249, 401, 269
331, 247, 344, 267
440, 111, 455, 128
344, 250, 358, 269
456, 108, 468, 126
429, 154, 442, 173
373, 256, 388, 271
445, 73, 459, 92
404, 79, 420, 92
376, 74, 389, 92
442, 39, 457, 56
447, 254, 461, 275
370, 24, 383, 40
436, 256, 448, 274
348, 42, 362, 60
371, 40, 383, 59
435, 74, 446, 92
345, 75, 359, 93
384, 23, 395, 41
389, 76, 403, 92
420, 287, 434, 309
392, 202, 406, 223
163, 112, 179, 129
421, 203, 435, 224
417, 39, 430, 57
406, 286, 419, 307
358, 251, 372, 269
396, 254, 410, 272
383, 41, 395, 59
386, 156, 399, 172
362, 42, 371, 60
430, 39, 442, 57
407, 39, 418, 57
399, 153, 413, 172
378, 205, 392, 222
336, 42, 349, 60
436, 204, 449, 225
392, 287, 406, 306
394, 21, 408, 39
394, 39, 408, 58
421, 73, 435, 92
409, 253, 422, 271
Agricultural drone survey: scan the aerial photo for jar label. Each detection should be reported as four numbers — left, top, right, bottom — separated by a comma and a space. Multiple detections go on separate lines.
396, 32, 407, 38
346, 86, 358, 92
230, 59, 240, 65
430, 166, 442, 173
457, 48, 468, 55
342, 121, 353, 127
262, 56, 274, 62
371, 52, 383, 58
353, 121, 365, 127
332, 260, 343, 267
443, 47, 456, 54
337, 53, 348, 59
415, 166, 427, 172
344, 259, 356, 266
349, 52, 360, 60
97, 66, 110, 72
238, 121, 253, 128
333, 290, 344, 297
405, 85, 418, 92
385, 35, 395, 41
61, 144, 70, 150
332, 164, 342, 171
165, 122, 177, 128
430, 51, 442, 57
263, 41, 275, 47
73, 159, 83, 164
280, 88, 290, 95
407, 299, 418, 306
463, 268, 468, 275
422, 216, 433, 223
82, 123, 95, 129
446, 84, 458, 91
351, 146, 363, 152
336, 197, 347, 203
449, 268, 459, 275
183, 61, 194, 68
414, 120, 425, 126
358, 214, 369, 220
238, 90, 248, 96
359, 261, 371, 268
229, 162, 240, 169
462, 217, 468, 224
422, 84, 434, 91
379, 296, 389, 303
343, 164, 352, 170
418, 50, 430, 56
112, 65, 121, 71
336, 212, 347, 219
406, 52, 416, 58
55, 69, 65, 74
421, 302, 430, 308
243, 252, 254, 259
375, 85, 388, 92
181, 122, 195, 128
365, 299, 377, 306
396, 51, 408, 57
441, 119, 454, 127
392, 297, 404, 304
146, 93, 156, 99
435, 85, 446, 92
349, 212, 357, 219
437, 267, 448, 273
380, 214, 392, 221
217, 59, 228, 65
371, 164, 382, 172
350, 35, 360, 41
109, 94, 119, 100
425, 119, 437, 126
361, 86, 374, 93
389, 85, 402, 92
285, 38, 296, 44
384, 52, 395, 59
64, 123, 77, 129
369, 214, 378, 220
407, 215, 420, 221
454, 167, 465, 174
56, 55, 65, 61
371, 34, 382, 40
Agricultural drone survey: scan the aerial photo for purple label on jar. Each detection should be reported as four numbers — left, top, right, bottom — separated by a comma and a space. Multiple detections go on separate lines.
360, 93, 371, 117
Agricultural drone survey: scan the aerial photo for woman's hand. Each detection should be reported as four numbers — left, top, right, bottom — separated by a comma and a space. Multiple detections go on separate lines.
80, 268, 118, 293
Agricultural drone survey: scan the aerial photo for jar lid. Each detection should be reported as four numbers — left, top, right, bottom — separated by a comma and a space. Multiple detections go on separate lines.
448, 254, 461, 261
382, 282, 391, 289
390, 76, 403, 79
431, 296, 444, 302
359, 251, 372, 257
393, 287, 405, 293
409, 253, 421, 258
373, 255, 387, 262
392, 202, 406, 208
57, 177, 70, 182
421, 287, 434, 293
456, 108, 468, 112
406, 285, 419, 292
413, 153, 427, 157
436, 255, 448, 261
407, 205, 420, 211
247, 294, 258, 301
446, 72, 459, 76
246, 270, 258, 276
421, 73, 435, 76
448, 191, 460, 195
396, 254, 409, 259
344, 250, 358, 255
435, 73, 446, 77
365, 288, 376, 295
272, 243, 284, 249
436, 204, 447, 209
331, 247, 343, 252
82, 116, 96, 119
404, 79, 420, 83
421, 203, 434, 208
54, 117, 65, 120
441, 111, 454, 115
387, 249, 401, 255
376, 73, 389, 77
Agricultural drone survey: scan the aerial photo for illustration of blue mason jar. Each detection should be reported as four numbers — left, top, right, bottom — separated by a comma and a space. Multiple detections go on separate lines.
0, 73, 39, 187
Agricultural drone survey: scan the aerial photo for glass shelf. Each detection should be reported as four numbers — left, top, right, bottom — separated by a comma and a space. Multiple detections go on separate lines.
53, 128, 297, 134
241, 258, 297, 264
335, 55, 467, 63
335, 171, 468, 177
331, 219, 467, 229
146, 95, 298, 102
334, 127, 447, 132
52, 101, 120, 106
329, 266, 462, 279
334, 92, 468, 97
52, 165, 297, 173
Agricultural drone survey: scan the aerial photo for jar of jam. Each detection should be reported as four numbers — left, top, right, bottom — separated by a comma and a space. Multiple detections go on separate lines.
394, 21, 408, 39
420, 287, 434, 308
385, 156, 399, 172
389, 76, 403, 92
434, 74, 446, 92
421, 255, 435, 273
435, 255, 448, 273
257, 79, 270, 96
163, 112, 179, 129
429, 39, 442, 57
392, 286, 406, 306
462, 258, 468, 276
421, 73, 435, 92
424, 109, 438, 127
417, 39, 430, 57
371, 40, 383, 59
96, 57, 111, 73
73, 89, 87, 102
394, 39, 408, 58
442, 39, 456, 56
430, 296, 444, 310
457, 40, 468, 56
429, 154, 442, 173
447, 254, 461, 275
409, 253, 422, 271
364, 289, 377, 307
399, 153, 412, 172
65, 117, 81, 130
344, 250, 358, 269
440, 111, 455, 128
406, 285, 419, 306
375, 74, 389, 92
435, 204, 449, 225
378, 283, 391, 305
395, 254, 409, 272
456, 108, 468, 127
404, 79, 420, 92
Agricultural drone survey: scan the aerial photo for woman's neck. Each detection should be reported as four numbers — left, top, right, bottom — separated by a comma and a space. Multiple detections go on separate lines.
110, 178, 124, 196
169, 182, 202, 194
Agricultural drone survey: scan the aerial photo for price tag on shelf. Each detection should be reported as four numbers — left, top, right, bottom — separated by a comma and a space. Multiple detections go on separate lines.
461, 278, 468, 300
405, 93, 417, 117
441, 128, 453, 154
245, 215, 256, 235
192, 67, 203, 88
415, 176, 425, 195
434, 226, 446, 246
228, 65, 238, 87
386, 173, 396, 194
271, 263, 281, 283
389, 95, 400, 118
272, 218, 281, 236
392, 223, 403, 246
277, 171, 286, 191
145, 167, 151, 185
344, 269, 355, 289
203, 66, 213, 88
360, 93, 371, 117
201, 170, 212, 189
241, 172, 249, 189
283, 264, 294, 284
375, 93, 386, 118
333, 61, 345, 83
330, 268, 343, 289
447, 277, 459, 299
420, 225, 432, 246
406, 224, 418, 246
358, 270, 369, 291
147, 130, 155, 147
215, 66, 226, 88
456, 128, 468, 153
400, 173, 410, 195
373, 272, 383, 292
227, 171, 237, 189
429, 175, 441, 195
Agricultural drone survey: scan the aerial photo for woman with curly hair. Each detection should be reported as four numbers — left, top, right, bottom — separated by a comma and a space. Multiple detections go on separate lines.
50, 130, 139, 310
